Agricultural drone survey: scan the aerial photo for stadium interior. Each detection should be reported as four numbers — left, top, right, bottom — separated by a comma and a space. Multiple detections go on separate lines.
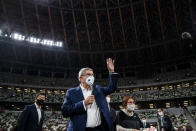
0, 0, 196, 130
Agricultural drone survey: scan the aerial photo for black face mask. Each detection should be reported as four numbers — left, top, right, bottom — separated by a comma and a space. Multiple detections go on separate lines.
36, 99, 44, 106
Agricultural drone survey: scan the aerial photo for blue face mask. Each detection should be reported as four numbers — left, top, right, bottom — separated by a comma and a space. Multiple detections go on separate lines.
127, 104, 135, 111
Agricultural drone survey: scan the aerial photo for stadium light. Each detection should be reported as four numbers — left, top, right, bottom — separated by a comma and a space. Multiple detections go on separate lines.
0, 29, 2, 36
12, 33, 25, 41
41, 39, 48, 45
47, 40, 54, 46
27, 37, 40, 44
56, 41, 63, 47
0, 29, 63, 48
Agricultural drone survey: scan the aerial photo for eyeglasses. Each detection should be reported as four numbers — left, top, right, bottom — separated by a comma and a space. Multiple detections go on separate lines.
127, 101, 135, 104
82, 73, 94, 77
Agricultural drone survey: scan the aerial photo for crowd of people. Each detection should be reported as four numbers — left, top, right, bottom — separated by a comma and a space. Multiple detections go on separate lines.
0, 59, 195, 131
0, 81, 195, 104
0, 100, 195, 131
110, 84, 196, 103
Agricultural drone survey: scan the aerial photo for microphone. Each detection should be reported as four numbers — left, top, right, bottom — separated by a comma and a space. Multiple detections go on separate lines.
89, 85, 96, 108
91, 84, 96, 95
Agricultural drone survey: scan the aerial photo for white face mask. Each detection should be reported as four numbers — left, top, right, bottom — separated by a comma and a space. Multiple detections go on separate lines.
85, 76, 95, 86
158, 112, 163, 116
106, 97, 110, 103
127, 104, 135, 111
142, 120, 146, 123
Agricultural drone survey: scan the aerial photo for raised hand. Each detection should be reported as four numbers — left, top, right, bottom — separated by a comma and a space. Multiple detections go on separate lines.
106, 58, 115, 73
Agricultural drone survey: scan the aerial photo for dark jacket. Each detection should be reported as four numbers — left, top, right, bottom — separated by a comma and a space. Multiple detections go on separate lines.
110, 107, 117, 131
15, 104, 44, 131
116, 110, 143, 130
142, 122, 150, 128
61, 73, 118, 131
158, 115, 173, 131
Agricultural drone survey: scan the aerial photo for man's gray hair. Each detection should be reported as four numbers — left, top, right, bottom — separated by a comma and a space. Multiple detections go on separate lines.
78, 67, 93, 81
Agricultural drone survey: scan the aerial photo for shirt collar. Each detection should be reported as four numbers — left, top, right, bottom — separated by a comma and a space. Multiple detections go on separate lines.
122, 109, 134, 117
80, 84, 92, 91
34, 102, 41, 109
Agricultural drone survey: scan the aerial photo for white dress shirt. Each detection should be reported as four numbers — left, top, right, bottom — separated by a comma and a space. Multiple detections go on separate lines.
35, 102, 42, 123
81, 85, 101, 128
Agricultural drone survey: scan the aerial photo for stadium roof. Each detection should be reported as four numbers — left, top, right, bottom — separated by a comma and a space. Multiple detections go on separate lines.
0, 0, 195, 78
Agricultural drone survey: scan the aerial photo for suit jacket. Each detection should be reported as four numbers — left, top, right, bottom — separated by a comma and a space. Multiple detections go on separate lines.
110, 107, 117, 131
158, 115, 173, 131
15, 104, 44, 131
62, 73, 118, 131
142, 122, 150, 128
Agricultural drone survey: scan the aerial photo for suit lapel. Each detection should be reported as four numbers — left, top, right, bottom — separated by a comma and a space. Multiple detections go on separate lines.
32, 104, 39, 125
93, 86, 102, 108
93, 86, 111, 130
76, 86, 85, 101
92, 86, 98, 100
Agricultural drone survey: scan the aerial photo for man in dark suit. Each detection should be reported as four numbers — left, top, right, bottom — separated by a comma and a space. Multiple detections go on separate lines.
157, 108, 173, 131
62, 58, 118, 131
15, 93, 45, 131
141, 116, 150, 128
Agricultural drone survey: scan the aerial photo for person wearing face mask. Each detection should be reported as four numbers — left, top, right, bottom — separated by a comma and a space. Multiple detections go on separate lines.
157, 108, 173, 131
106, 95, 117, 131
61, 58, 118, 131
141, 116, 150, 129
15, 93, 45, 131
116, 96, 143, 131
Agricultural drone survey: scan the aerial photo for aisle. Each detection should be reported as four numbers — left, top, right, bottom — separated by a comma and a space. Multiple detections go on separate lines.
183, 109, 196, 130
